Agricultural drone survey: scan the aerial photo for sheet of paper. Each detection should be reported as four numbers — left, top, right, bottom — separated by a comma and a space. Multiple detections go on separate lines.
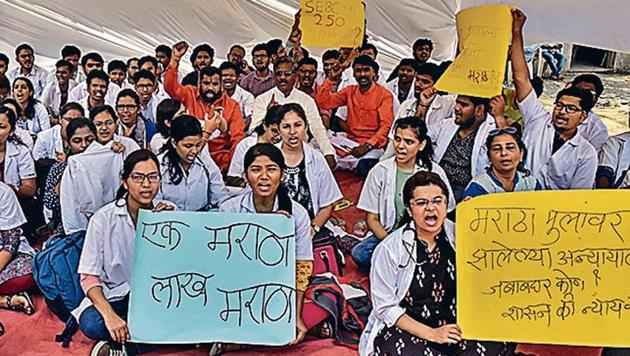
300, 0, 365, 48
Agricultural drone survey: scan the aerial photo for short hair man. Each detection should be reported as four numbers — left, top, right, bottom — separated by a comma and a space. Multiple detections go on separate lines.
240, 43, 275, 97
164, 41, 244, 171
41, 59, 78, 116
68, 52, 119, 105
295, 57, 333, 129
181, 43, 214, 86
9, 43, 49, 98
227, 44, 252, 78
78, 69, 110, 114
219, 61, 254, 129
155, 44, 172, 70
412, 38, 434, 64
139, 55, 169, 102
570, 73, 609, 151
107, 60, 128, 88
126, 57, 140, 85
266, 39, 288, 64
385, 58, 417, 114
133, 69, 159, 123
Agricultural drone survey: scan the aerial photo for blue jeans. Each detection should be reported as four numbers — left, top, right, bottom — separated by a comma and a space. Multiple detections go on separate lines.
79, 295, 157, 355
351, 235, 381, 268
541, 50, 566, 77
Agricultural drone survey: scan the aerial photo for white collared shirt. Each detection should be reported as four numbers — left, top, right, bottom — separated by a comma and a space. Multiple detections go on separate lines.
358, 157, 455, 232
230, 85, 255, 120
40, 78, 78, 116
16, 102, 50, 135
219, 190, 313, 260
385, 78, 415, 116
8, 64, 49, 99
598, 131, 630, 188
3, 140, 36, 187
149, 133, 168, 154
251, 87, 334, 156
33, 124, 64, 160
68, 81, 118, 107
14, 128, 34, 151
0, 182, 35, 256
227, 134, 258, 178
517, 89, 598, 190
359, 220, 455, 356
578, 111, 609, 152
156, 152, 230, 211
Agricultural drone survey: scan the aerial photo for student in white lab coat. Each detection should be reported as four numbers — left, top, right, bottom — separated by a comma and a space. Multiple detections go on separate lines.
33, 102, 85, 161
1, 98, 34, 151
0, 106, 36, 198
352, 117, 454, 268
511, 10, 597, 190
156, 115, 229, 211
12, 77, 50, 135
596, 130, 630, 188
570, 74, 609, 151
77, 150, 175, 356
149, 98, 186, 154
360, 171, 514, 356
276, 103, 343, 235
89, 105, 140, 156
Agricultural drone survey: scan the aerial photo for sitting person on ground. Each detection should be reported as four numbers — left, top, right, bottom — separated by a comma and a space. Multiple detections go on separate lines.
316, 55, 394, 172
12, 77, 50, 135
180, 43, 214, 87
385, 58, 417, 114
0, 181, 36, 316
155, 115, 229, 211
511, 10, 597, 190
44, 118, 96, 235
227, 105, 282, 182
276, 103, 343, 237
219, 61, 254, 129
40, 59, 77, 117
360, 171, 516, 356
240, 43, 275, 97
463, 126, 541, 199
68, 52, 118, 105
8, 43, 49, 99
251, 56, 336, 168
218, 143, 313, 352
90, 105, 141, 155
0, 106, 36, 198
1, 98, 34, 150
570, 73, 609, 151
541, 43, 565, 80
165, 41, 244, 172
596, 126, 630, 188
115, 89, 157, 149
77, 150, 175, 356
32, 102, 84, 161
149, 98, 186, 154
352, 117, 454, 268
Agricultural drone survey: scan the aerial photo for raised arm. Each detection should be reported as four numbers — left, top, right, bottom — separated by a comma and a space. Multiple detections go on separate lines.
510, 9, 533, 102
164, 41, 191, 101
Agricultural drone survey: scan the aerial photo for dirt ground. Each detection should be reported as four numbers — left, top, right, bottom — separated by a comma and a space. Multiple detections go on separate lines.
538, 72, 630, 136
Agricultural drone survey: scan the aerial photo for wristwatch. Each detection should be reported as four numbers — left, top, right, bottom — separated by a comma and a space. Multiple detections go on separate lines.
364, 142, 373, 151
311, 224, 321, 234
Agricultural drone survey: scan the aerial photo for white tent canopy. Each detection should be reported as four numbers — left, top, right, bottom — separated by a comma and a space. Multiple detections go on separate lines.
1, 0, 628, 73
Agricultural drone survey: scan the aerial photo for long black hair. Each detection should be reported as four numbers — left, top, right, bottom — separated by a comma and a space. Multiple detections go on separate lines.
160, 115, 202, 185
66, 117, 96, 155
0, 106, 27, 147
12, 77, 37, 120
243, 143, 292, 214
392, 116, 434, 170
115, 149, 161, 201
156, 99, 183, 137
254, 105, 282, 136
398, 171, 449, 227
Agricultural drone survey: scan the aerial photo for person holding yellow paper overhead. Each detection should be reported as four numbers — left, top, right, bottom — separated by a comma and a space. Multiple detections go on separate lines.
510, 9, 598, 190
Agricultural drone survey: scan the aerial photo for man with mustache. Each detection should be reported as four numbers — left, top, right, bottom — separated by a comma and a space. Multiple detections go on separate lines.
181, 43, 214, 87
316, 55, 394, 172
68, 52, 119, 106
240, 43, 275, 97
295, 57, 332, 129
219, 61, 254, 130
164, 41, 244, 172
8, 43, 49, 99
41, 59, 78, 117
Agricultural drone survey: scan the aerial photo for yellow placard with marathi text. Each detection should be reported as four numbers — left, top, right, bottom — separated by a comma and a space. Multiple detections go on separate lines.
300, 0, 365, 48
456, 190, 630, 347
435, 5, 512, 98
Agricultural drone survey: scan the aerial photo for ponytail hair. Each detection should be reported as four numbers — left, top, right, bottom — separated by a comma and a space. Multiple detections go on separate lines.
254, 105, 282, 136
243, 143, 292, 214
398, 171, 449, 227
156, 99, 183, 137
115, 149, 161, 201
393, 116, 434, 170
161, 115, 202, 185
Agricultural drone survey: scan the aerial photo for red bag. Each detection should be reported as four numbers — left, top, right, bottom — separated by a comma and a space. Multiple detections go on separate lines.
312, 228, 344, 276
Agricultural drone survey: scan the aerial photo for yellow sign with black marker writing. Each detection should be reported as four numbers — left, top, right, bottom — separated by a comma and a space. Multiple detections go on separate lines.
435, 5, 513, 98
457, 190, 630, 347
300, 0, 365, 48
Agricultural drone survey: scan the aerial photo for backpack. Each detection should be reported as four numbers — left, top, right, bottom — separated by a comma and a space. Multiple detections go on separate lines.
32, 231, 86, 347
303, 274, 372, 348
312, 227, 345, 276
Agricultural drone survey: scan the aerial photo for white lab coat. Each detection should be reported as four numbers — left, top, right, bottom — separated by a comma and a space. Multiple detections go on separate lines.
33, 124, 63, 160
156, 151, 230, 211
518, 90, 597, 190
40, 78, 78, 116
2, 140, 36, 187
227, 134, 258, 178
385, 78, 415, 117
68, 81, 118, 107
429, 114, 495, 179
18, 102, 50, 134
219, 190, 313, 261
8, 65, 49, 99
357, 157, 455, 233
388, 94, 455, 140
149, 133, 167, 154
14, 128, 34, 151
0, 182, 36, 256
359, 220, 455, 356
230, 85, 255, 120
579, 111, 609, 152
598, 131, 630, 188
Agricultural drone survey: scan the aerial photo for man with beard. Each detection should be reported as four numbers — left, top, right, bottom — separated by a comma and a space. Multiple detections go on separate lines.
46, 45, 84, 85
8, 43, 49, 98
226, 44, 252, 78
68, 52, 119, 105
219, 61, 254, 130
428, 95, 496, 202
385, 58, 416, 114
413, 38, 435, 65
75, 69, 109, 115
295, 57, 332, 129
316, 55, 394, 172
134, 69, 160, 124
126, 57, 139, 86
240, 43, 275, 97
165, 41, 244, 171
41, 59, 78, 116
510, 9, 597, 190
251, 56, 336, 168
181, 43, 214, 86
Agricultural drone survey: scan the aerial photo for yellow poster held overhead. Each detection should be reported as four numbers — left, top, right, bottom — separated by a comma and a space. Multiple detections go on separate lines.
435, 5, 512, 98
300, 0, 365, 48
457, 190, 630, 347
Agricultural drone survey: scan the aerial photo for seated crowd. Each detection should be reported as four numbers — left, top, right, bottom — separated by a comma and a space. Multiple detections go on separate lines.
0, 8, 628, 356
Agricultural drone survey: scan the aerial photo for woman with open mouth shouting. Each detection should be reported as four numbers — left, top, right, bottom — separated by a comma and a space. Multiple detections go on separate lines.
12, 77, 50, 135
360, 171, 515, 356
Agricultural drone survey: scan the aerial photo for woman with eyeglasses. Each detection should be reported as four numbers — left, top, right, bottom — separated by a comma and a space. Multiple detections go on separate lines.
156, 115, 229, 211
216, 143, 313, 353
43, 118, 97, 235
12, 77, 50, 135
352, 117, 454, 268
463, 127, 541, 199
360, 171, 514, 356
77, 150, 175, 356
90, 105, 140, 155
149, 99, 186, 154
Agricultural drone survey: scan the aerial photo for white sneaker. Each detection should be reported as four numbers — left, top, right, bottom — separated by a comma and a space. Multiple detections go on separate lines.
90, 341, 127, 356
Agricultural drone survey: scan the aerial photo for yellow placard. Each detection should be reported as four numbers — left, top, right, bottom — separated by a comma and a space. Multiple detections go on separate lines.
300, 0, 365, 48
435, 5, 512, 98
457, 190, 630, 347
